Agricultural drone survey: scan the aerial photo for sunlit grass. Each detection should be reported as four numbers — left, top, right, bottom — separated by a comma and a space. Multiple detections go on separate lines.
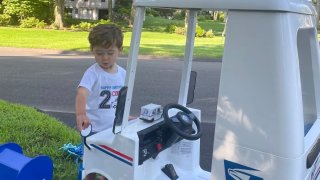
0, 26, 225, 58
123, 31, 225, 58
0, 27, 90, 51
143, 16, 225, 36
0, 16, 226, 59
0, 99, 80, 179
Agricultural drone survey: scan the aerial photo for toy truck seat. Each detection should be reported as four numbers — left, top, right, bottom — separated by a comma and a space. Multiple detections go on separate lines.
0, 142, 53, 180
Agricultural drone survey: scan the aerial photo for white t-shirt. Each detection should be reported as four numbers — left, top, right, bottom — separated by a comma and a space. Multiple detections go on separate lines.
79, 63, 126, 132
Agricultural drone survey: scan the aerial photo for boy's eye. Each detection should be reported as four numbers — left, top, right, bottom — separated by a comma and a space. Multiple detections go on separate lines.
94, 51, 103, 55
94, 50, 114, 56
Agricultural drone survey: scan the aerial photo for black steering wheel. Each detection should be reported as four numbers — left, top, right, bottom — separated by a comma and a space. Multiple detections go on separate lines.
163, 103, 202, 140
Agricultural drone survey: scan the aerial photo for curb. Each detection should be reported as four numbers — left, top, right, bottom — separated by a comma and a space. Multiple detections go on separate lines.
0, 47, 222, 62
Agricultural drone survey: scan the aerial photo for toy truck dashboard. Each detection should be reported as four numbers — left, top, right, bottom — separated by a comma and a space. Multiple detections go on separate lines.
137, 120, 179, 165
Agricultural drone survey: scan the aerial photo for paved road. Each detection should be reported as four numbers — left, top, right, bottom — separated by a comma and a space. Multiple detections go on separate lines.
0, 47, 221, 172
0, 47, 221, 123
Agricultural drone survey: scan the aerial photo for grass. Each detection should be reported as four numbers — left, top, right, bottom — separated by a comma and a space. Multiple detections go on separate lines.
125, 31, 225, 58
143, 16, 226, 36
0, 16, 226, 58
0, 100, 80, 179
0, 27, 90, 51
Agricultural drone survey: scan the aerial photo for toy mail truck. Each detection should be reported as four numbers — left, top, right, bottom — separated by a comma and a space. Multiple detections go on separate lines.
81, 0, 320, 179
140, 103, 163, 122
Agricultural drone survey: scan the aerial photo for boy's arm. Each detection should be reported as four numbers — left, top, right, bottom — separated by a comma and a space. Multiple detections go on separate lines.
75, 87, 90, 131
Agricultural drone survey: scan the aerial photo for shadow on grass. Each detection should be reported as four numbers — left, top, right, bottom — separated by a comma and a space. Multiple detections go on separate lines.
127, 43, 224, 60
59, 47, 91, 56
37, 43, 224, 60
38, 48, 92, 57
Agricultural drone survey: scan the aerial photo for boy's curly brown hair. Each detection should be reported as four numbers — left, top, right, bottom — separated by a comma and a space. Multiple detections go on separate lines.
88, 24, 123, 51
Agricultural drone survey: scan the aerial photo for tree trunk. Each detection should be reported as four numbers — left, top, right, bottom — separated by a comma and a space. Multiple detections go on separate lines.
222, 11, 228, 37
129, 3, 134, 26
108, 0, 112, 21
316, 0, 320, 28
213, 11, 218, 21
54, 0, 64, 29
184, 10, 189, 28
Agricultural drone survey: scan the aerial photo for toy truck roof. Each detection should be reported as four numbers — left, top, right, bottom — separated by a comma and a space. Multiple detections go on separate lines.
134, 0, 314, 15
141, 103, 162, 110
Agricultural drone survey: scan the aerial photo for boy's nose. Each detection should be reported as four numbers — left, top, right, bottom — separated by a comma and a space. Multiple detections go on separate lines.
102, 54, 111, 59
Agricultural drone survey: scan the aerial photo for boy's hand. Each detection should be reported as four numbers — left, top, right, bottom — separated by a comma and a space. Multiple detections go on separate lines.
76, 114, 91, 131
75, 87, 90, 131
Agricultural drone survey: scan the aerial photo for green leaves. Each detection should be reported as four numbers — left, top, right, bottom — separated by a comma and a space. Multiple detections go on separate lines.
2, 0, 54, 24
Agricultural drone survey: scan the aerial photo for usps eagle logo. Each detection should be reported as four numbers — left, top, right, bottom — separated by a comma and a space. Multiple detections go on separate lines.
224, 160, 263, 180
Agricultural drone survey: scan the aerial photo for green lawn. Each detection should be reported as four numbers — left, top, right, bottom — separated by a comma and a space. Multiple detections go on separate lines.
144, 16, 225, 36
125, 31, 225, 58
0, 27, 90, 51
0, 17, 225, 58
0, 100, 80, 179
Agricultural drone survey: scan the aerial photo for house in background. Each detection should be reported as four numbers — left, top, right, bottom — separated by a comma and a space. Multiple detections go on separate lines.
65, 0, 114, 20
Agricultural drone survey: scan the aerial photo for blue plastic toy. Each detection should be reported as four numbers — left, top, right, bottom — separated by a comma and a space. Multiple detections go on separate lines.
0, 142, 53, 180
60, 143, 83, 180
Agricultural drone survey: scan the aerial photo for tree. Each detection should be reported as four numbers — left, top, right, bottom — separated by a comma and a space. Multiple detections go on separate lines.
2, 0, 54, 23
184, 10, 188, 28
213, 11, 219, 21
129, 3, 134, 26
54, 0, 64, 29
315, 0, 320, 28
113, 0, 132, 25
108, 0, 112, 21
222, 12, 228, 37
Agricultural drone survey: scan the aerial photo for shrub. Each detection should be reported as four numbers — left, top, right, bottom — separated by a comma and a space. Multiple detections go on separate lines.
175, 26, 186, 35
96, 19, 111, 25
165, 24, 177, 33
146, 8, 160, 17
205, 29, 214, 38
70, 24, 78, 31
20, 17, 42, 28
195, 25, 205, 37
64, 17, 97, 27
78, 22, 95, 31
218, 12, 225, 22
155, 9, 175, 19
172, 10, 185, 20
50, 23, 60, 30
0, 14, 11, 26
198, 15, 207, 21
70, 22, 95, 31
2, 0, 54, 25
64, 17, 83, 27
36, 21, 46, 29
198, 11, 212, 21
0, 100, 80, 179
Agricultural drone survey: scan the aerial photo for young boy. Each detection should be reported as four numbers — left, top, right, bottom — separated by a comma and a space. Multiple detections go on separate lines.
75, 24, 125, 180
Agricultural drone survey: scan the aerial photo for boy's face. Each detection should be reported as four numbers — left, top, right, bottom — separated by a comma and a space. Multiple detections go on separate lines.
92, 45, 121, 72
